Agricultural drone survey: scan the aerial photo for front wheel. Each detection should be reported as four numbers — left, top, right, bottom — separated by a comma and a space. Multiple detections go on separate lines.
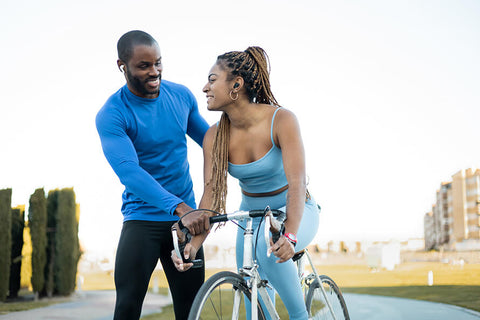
305, 275, 350, 320
188, 271, 266, 320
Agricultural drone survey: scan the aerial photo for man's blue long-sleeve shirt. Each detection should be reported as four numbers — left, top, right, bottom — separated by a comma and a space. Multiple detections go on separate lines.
96, 81, 209, 222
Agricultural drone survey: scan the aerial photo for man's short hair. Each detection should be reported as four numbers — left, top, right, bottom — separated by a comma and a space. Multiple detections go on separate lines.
117, 30, 158, 63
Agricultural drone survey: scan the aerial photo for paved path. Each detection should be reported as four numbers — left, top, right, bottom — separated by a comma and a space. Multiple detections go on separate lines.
0, 290, 171, 320
344, 293, 480, 320
1, 291, 479, 319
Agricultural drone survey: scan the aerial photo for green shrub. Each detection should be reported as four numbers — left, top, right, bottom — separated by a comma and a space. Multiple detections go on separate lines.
28, 189, 47, 297
0, 189, 12, 301
42, 188, 81, 297
9, 207, 25, 299
54, 188, 81, 295
43, 189, 59, 298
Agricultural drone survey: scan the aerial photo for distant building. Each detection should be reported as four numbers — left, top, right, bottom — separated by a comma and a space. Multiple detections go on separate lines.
424, 168, 480, 250
424, 211, 435, 250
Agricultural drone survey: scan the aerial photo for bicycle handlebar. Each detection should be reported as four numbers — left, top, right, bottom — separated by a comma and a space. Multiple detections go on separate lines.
209, 208, 286, 224
172, 207, 286, 268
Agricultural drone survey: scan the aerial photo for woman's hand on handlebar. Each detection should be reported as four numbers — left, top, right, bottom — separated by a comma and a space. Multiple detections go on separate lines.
171, 242, 198, 272
171, 221, 209, 272
269, 235, 295, 263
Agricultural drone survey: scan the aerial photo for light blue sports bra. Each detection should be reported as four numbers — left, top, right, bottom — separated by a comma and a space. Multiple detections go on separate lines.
228, 108, 288, 194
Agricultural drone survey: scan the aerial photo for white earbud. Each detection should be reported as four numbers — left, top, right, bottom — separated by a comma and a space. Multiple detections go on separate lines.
120, 65, 125, 73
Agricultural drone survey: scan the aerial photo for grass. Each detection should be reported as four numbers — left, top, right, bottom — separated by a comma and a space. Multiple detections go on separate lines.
0, 300, 56, 314
314, 261, 480, 312
0, 290, 74, 315
315, 261, 480, 287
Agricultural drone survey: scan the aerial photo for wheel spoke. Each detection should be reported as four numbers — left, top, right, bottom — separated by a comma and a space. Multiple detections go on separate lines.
306, 275, 350, 320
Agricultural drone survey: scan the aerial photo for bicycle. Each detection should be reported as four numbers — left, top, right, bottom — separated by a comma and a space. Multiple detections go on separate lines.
172, 207, 350, 320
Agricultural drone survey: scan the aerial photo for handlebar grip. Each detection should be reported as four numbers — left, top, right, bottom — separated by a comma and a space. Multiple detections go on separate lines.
178, 238, 203, 269
271, 231, 282, 244
177, 219, 187, 234
210, 215, 228, 224
271, 220, 284, 244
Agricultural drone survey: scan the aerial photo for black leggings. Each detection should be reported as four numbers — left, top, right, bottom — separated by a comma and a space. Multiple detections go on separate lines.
113, 220, 204, 320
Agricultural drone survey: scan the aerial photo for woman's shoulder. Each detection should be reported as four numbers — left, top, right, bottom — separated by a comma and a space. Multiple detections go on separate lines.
206, 124, 218, 135
271, 107, 301, 143
255, 104, 295, 119
204, 123, 219, 139
272, 106, 298, 123
202, 124, 218, 151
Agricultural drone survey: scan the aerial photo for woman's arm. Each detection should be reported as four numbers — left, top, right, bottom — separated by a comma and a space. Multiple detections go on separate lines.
198, 125, 217, 210
270, 108, 306, 262
185, 125, 217, 252
172, 125, 217, 271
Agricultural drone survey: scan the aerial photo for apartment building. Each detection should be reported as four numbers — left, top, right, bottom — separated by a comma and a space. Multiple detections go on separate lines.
424, 211, 435, 250
424, 168, 480, 250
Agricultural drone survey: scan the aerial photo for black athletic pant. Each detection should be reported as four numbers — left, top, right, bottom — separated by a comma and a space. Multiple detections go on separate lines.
113, 220, 205, 320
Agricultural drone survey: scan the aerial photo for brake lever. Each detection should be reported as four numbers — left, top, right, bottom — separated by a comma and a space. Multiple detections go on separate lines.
171, 227, 183, 263
265, 208, 284, 257
171, 224, 203, 268
265, 213, 272, 257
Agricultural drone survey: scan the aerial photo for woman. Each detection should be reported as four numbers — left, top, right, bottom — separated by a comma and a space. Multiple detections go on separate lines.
173, 47, 320, 320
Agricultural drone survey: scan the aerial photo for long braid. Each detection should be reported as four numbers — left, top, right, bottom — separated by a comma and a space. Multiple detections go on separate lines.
209, 47, 281, 213
210, 113, 230, 213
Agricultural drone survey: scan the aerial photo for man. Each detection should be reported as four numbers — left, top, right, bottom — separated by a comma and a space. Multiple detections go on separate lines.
96, 30, 209, 320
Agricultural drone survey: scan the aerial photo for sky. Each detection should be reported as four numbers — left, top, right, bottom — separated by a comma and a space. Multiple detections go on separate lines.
1, 0, 479, 258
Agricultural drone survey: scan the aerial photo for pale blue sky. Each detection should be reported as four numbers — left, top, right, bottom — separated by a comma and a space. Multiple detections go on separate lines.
1, 0, 479, 256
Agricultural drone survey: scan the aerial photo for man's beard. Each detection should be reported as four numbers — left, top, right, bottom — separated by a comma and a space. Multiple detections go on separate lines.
126, 70, 161, 97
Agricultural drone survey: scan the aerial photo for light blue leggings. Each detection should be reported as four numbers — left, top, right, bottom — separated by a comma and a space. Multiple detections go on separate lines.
236, 192, 320, 320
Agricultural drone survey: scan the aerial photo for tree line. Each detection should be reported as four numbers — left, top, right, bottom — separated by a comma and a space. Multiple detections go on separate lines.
0, 187, 81, 301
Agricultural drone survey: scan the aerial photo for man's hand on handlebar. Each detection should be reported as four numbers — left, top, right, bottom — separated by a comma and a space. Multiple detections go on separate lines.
175, 203, 211, 235
181, 210, 211, 235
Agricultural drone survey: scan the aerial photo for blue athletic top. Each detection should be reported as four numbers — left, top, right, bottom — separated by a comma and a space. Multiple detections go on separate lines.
228, 108, 288, 193
96, 81, 209, 222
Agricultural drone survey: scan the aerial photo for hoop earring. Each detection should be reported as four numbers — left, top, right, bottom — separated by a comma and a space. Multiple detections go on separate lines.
229, 90, 239, 101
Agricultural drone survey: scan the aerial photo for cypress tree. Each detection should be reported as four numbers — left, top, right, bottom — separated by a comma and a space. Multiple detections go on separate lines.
28, 188, 47, 299
9, 207, 25, 299
54, 188, 80, 295
44, 189, 58, 298
0, 189, 12, 301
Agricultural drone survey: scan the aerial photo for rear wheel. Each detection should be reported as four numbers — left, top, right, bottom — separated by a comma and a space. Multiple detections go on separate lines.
305, 274, 350, 319
188, 271, 266, 320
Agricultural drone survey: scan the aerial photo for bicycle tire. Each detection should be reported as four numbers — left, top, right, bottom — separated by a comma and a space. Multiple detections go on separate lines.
188, 271, 266, 320
305, 275, 350, 320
